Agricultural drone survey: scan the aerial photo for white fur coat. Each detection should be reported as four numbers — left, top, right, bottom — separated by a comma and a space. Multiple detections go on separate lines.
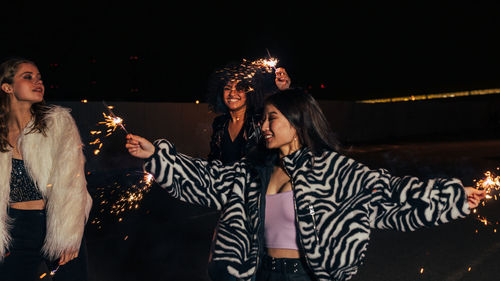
0, 105, 92, 261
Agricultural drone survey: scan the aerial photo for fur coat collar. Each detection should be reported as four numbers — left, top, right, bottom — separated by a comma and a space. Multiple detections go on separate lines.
0, 105, 92, 261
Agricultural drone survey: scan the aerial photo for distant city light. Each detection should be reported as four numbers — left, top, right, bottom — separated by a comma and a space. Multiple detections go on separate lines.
358, 88, 500, 103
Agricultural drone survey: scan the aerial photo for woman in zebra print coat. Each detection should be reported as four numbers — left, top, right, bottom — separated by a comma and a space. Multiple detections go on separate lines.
126, 89, 485, 281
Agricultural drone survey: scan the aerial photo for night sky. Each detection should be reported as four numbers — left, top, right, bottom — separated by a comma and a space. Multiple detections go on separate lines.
3, 1, 500, 102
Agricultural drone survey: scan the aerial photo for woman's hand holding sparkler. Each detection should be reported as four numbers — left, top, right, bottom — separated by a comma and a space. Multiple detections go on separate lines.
58, 249, 79, 265
275, 67, 291, 91
464, 187, 486, 209
126, 134, 155, 159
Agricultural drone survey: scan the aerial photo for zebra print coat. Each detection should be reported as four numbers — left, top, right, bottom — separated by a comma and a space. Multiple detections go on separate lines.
144, 139, 470, 281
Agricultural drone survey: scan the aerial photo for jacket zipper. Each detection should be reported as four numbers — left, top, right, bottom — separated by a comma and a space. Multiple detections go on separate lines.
308, 204, 320, 244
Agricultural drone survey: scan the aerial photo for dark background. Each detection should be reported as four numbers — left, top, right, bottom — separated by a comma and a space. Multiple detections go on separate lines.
2, 0, 500, 102
3, 1, 500, 280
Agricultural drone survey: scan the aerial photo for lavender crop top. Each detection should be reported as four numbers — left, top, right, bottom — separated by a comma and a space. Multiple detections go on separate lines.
264, 190, 299, 250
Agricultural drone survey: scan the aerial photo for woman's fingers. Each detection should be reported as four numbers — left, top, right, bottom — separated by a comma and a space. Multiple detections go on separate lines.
475, 189, 486, 199
465, 187, 485, 197
464, 187, 487, 209
127, 134, 151, 148
468, 197, 479, 208
58, 250, 79, 265
125, 143, 136, 148
466, 194, 477, 208
127, 134, 145, 143
126, 135, 140, 145
125, 134, 144, 152
125, 134, 155, 159
59, 253, 68, 265
125, 143, 139, 149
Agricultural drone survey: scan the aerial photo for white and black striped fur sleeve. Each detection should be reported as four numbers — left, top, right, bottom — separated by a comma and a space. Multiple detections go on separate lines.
144, 139, 246, 210
365, 167, 470, 231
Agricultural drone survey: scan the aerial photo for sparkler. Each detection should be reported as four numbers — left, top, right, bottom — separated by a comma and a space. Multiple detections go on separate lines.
39, 265, 60, 279
252, 49, 279, 72
264, 48, 279, 70
109, 172, 153, 217
88, 102, 129, 155
476, 171, 500, 196
102, 101, 129, 135
50, 265, 60, 276
90, 171, 154, 228
252, 57, 278, 71
215, 53, 279, 85
472, 169, 500, 230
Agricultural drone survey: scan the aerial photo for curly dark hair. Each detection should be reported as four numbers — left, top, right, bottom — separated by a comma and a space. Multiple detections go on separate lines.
206, 60, 279, 115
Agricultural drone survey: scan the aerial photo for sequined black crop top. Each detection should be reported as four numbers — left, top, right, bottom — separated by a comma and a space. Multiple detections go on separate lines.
10, 158, 43, 203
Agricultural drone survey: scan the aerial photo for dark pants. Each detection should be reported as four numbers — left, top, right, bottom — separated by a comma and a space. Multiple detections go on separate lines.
0, 208, 88, 281
256, 255, 315, 281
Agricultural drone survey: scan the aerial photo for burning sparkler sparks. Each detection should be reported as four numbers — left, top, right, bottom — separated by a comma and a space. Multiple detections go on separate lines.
90, 171, 154, 228
476, 171, 500, 193
39, 265, 60, 279
99, 112, 126, 136
50, 265, 60, 276
252, 57, 278, 70
472, 169, 500, 230
215, 56, 279, 84
264, 48, 278, 69
102, 101, 129, 134
88, 102, 129, 155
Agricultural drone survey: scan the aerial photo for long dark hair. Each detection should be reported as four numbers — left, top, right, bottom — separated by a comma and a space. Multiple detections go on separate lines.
0, 57, 49, 152
265, 88, 340, 154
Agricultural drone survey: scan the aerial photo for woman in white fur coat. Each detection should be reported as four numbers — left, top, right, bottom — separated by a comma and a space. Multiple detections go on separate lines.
0, 58, 92, 280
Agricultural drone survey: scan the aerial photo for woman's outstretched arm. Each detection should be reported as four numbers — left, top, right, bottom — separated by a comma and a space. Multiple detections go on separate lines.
126, 134, 245, 210
365, 167, 485, 231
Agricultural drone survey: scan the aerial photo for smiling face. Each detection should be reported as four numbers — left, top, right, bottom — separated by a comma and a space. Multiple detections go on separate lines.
261, 104, 298, 151
223, 80, 247, 112
2, 63, 44, 105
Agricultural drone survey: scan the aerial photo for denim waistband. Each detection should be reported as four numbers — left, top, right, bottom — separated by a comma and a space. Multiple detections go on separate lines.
261, 254, 309, 274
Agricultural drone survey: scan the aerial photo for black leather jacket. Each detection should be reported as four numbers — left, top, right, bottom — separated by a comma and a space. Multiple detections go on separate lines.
208, 113, 262, 164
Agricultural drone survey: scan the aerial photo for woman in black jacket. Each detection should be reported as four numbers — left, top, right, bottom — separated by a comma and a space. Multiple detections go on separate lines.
126, 89, 484, 281
206, 61, 291, 164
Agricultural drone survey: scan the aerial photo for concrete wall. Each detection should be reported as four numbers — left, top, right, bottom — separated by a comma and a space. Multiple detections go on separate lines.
53, 97, 499, 172
321, 98, 500, 143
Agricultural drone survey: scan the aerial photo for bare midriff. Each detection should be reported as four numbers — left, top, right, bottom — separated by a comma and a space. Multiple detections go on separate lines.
10, 199, 45, 210
267, 248, 301, 259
